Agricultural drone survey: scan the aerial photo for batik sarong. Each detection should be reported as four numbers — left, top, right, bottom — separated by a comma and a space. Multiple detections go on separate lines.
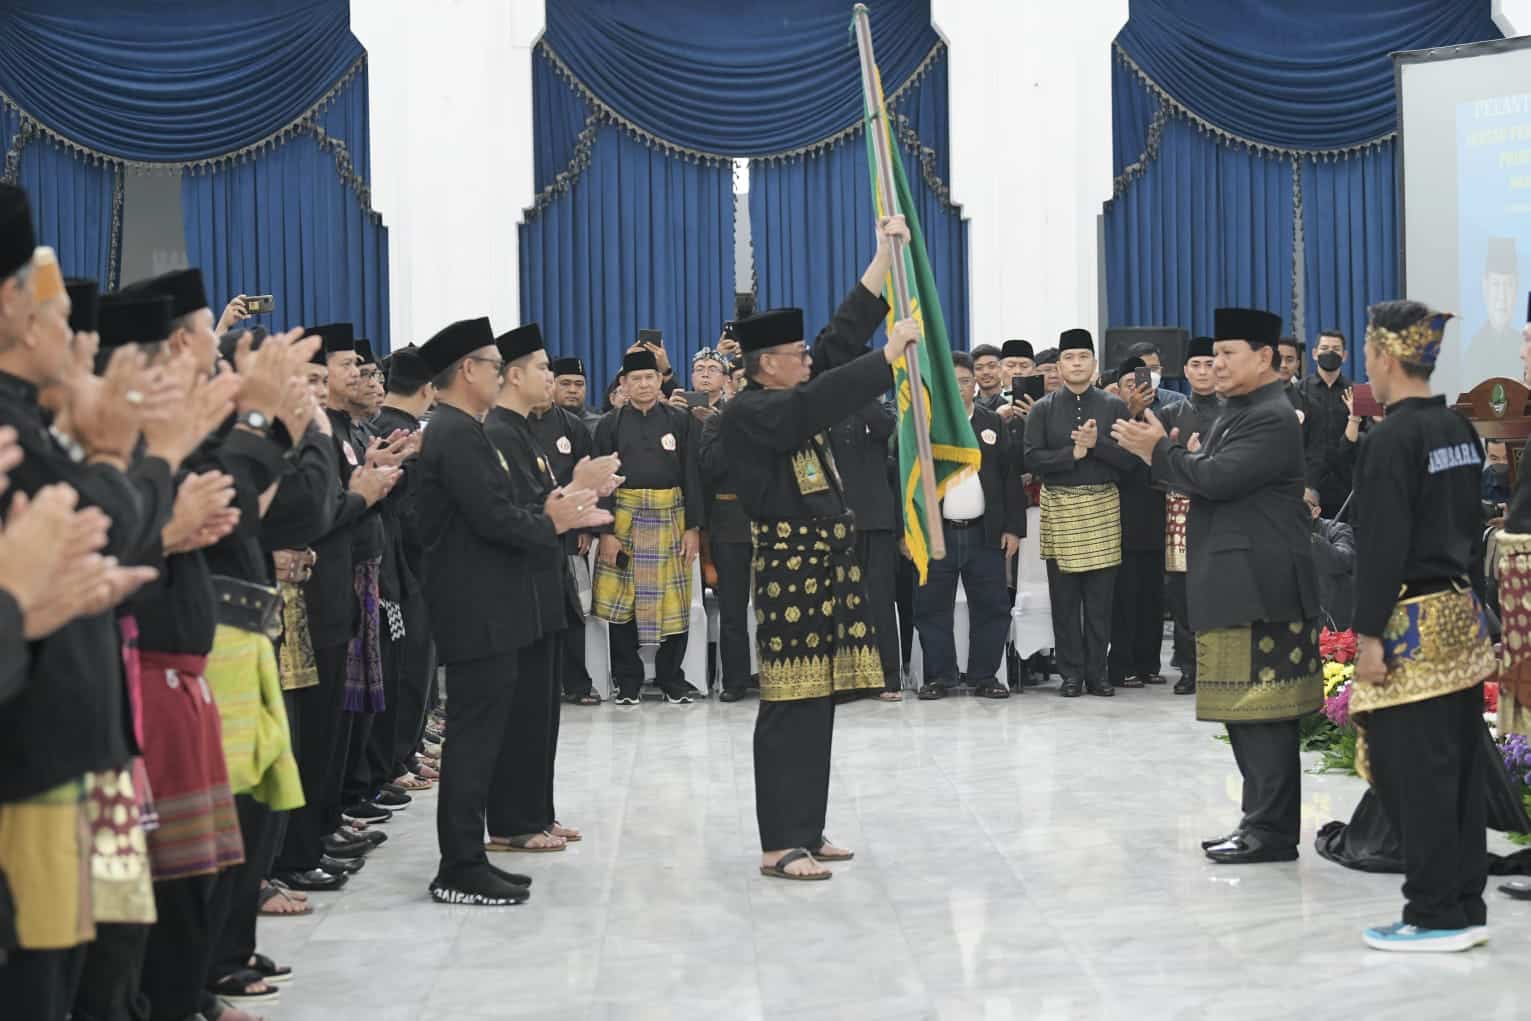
1039, 484, 1121, 573
345, 556, 384, 712
1195, 618, 1323, 723
592, 487, 690, 645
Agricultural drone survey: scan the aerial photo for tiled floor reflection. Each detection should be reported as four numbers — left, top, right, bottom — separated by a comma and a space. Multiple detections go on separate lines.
258, 678, 1530, 1020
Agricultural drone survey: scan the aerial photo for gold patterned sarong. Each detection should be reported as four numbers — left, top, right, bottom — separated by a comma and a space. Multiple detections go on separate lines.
1039, 484, 1121, 573
592, 487, 690, 645
0, 767, 155, 950
1195, 619, 1323, 723
1350, 587, 1495, 781
276, 582, 319, 691
752, 514, 882, 701
1164, 492, 1191, 573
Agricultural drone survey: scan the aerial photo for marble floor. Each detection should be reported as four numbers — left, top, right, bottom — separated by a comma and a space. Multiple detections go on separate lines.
257, 681, 1530, 1021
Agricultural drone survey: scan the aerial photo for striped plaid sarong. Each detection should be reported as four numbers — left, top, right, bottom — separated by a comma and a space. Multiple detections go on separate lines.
592, 487, 691, 646
1039, 484, 1121, 574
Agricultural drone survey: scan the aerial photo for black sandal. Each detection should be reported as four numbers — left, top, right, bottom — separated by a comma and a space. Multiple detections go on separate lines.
808, 839, 854, 862
249, 952, 293, 985
759, 847, 831, 881
207, 968, 279, 1003
976, 685, 1010, 699
564, 691, 602, 706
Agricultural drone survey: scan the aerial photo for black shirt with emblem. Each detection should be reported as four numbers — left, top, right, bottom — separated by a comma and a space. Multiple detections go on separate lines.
1351, 396, 1485, 637
592, 401, 703, 530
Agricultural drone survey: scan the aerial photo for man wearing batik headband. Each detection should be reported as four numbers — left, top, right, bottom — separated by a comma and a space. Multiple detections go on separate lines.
683, 347, 729, 410
720, 305, 920, 881
592, 346, 704, 705
1113, 306, 1323, 866
1344, 301, 1497, 953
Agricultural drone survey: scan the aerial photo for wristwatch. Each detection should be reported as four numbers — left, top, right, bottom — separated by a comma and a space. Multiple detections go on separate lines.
238, 409, 271, 434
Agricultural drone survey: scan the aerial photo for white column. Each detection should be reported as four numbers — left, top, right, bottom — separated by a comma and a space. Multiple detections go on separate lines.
351, 0, 543, 349
1496, 0, 1530, 35
933, 0, 1128, 349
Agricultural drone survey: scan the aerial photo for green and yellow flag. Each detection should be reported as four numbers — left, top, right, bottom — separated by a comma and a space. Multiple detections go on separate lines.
862, 64, 980, 584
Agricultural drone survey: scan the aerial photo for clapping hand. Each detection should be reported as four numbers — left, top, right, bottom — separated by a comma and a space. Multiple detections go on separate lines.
570, 454, 623, 498
162, 471, 239, 554
1109, 411, 1166, 465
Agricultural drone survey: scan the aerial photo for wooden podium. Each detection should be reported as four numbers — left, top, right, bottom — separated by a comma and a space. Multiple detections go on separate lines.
1455, 377, 1531, 490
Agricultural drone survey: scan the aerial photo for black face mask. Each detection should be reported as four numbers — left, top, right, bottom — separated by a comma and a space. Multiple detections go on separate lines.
1489, 462, 1511, 478
1316, 351, 1343, 373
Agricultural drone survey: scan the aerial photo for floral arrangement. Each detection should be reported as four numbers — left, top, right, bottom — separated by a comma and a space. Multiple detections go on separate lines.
1310, 650, 1358, 773
1498, 734, 1531, 846
1319, 628, 1357, 665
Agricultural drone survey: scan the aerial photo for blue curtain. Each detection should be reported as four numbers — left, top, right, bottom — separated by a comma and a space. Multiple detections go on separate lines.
1105, 0, 1501, 380
2, 107, 117, 285
0, 0, 362, 163
542, 0, 939, 155
750, 55, 968, 348
182, 73, 389, 350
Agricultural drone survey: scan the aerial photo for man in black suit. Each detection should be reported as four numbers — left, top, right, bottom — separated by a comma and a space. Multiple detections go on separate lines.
699, 404, 757, 701
915, 352, 1025, 698
1114, 307, 1323, 865
414, 317, 608, 905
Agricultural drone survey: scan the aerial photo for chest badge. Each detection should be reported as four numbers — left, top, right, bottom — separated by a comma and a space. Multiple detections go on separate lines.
980, 428, 998, 445
496, 450, 510, 475
537, 456, 548, 476
556, 435, 573, 455
342, 441, 359, 467
661, 432, 677, 452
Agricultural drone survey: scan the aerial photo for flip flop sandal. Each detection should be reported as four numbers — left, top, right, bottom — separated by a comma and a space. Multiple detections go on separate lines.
808, 839, 854, 862
392, 773, 432, 791
549, 822, 582, 842
878, 691, 903, 702
760, 847, 831, 881
487, 833, 565, 853
249, 953, 293, 985
208, 969, 280, 1004
257, 884, 312, 917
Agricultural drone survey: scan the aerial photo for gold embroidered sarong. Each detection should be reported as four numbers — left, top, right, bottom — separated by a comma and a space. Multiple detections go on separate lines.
1164, 492, 1191, 573
592, 487, 691, 645
752, 514, 882, 702
1350, 587, 1495, 781
1195, 619, 1323, 723
276, 582, 319, 691
1039, 484, 1121, 573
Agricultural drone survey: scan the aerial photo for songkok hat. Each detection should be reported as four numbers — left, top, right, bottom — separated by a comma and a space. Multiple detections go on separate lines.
496, 323, 544, 364
313, 322, 355, 356
621, 347, 660, 375
637, 328, 662, 346
354, 338, 376, 365
218, 325, 267, 364
1186, 336, 1215, 360
0, 184, 35, 281
1001, 339, 1034, 360
121, 268, 208, 319
1365, 303, 1454, 369
1058, 329, 1093, 353
98, 292, 174, 349
1117, 355, 1145, 377
551, 356, 585, 378
1213, 307, 1282, 349
733, 308, 804, 353
386, 346, 432, 391
1487, 237, 1518, 275
419, 316, 493, 376
29, 247, 64, 304
66, 278, 99, 333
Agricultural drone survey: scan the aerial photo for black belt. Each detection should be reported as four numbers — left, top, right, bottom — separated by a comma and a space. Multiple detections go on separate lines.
1399, 577, 1470, 600
944, 517, 984, 530
212, 575, 282, 637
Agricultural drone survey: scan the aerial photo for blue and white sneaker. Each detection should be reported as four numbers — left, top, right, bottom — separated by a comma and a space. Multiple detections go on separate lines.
1363, 922, 1480, 953
1469, 925, 1492, 947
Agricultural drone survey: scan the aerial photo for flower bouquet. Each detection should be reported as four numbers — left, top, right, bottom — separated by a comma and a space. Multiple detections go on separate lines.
1499, 734, 1531, 845
1310, 657, 1358, 773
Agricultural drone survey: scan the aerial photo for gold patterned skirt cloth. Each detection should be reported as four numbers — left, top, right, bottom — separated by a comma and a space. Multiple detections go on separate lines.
0, 767, 155, 951
1350, 587, 1496, 781
1039, 484, 1121, 574
751, 514, 882, 702
277, 581, 320, 692
1195, 619, 1323, 724
1496, 532, 1531, 720
1164, 492, 1191, 574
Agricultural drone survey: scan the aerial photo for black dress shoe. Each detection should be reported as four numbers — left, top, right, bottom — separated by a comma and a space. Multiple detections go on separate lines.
1200, 830, 1241, 850
1173, 675, 1196, 695
341, 826, 388, 848
272, 868, 348, 892
320, 853, 366, 875
1116, 676, 1145, 689
1059, 679, 1083, 698
1085, 680, 1116, 697
719, 689, 747, 703
1205, 834, 1298, 864
917, 683, 948, 700
1142, 673, 1167, 685
321, 833, 371, 859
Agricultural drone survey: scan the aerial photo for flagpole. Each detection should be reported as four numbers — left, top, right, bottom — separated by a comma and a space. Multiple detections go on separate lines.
852, 3, 944, 561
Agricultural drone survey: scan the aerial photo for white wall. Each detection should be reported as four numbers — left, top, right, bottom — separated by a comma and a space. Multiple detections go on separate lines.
933, 0, 1126, 350
351, 0, 543, 350
1498, 1, 1530, 35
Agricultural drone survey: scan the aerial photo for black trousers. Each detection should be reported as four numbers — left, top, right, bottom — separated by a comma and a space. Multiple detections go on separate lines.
139, 873, 214, 1021
560, 612, 592, 699
1109, 549, 1165, 681
388, 594, 436, 774
1226, 719, 1301, 848
1046, 561, 1116, 684
72, 922, 149, 1021
341, 710, 377, 807
437, 652, 519, 883
487, 636, 558, 838
754, 696, 835, 851
276, 641, 353, 871
0, 945, 85, 1021
713, 539, 754, 692
609, 620, 689, 697
914, 523, 1012, 686
209, 794, 278, 986
1368, 684, 1488, 930
857, 529, 902, 688
1165, 572, 1195, 676
894, 551, 916, 678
